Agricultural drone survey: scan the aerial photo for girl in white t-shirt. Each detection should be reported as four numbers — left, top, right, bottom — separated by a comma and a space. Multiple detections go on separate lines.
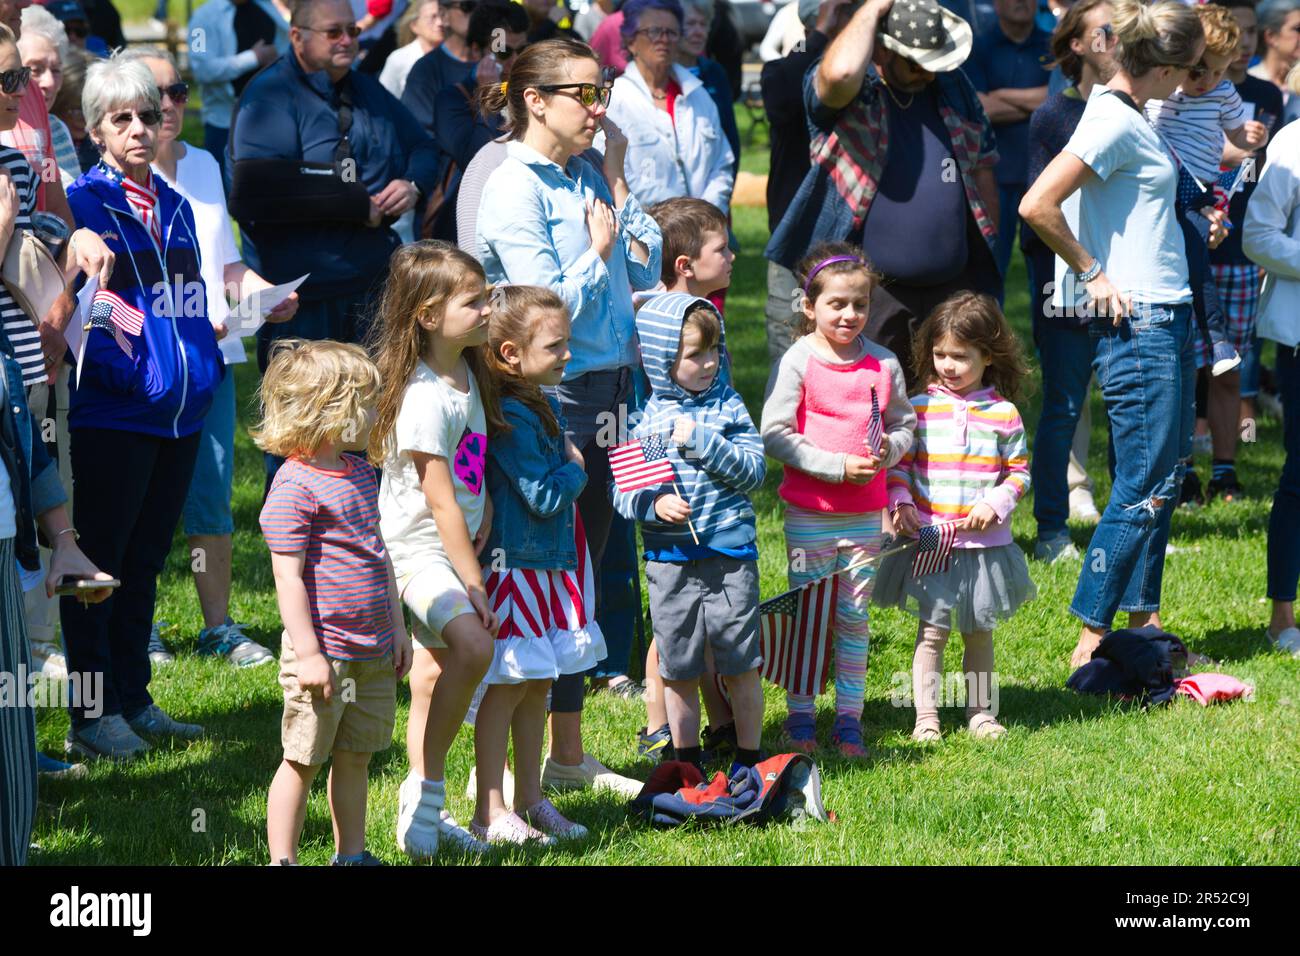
370, 241, 504, 860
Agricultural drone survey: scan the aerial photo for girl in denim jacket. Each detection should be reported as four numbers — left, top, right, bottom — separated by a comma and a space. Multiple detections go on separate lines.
472, 286, 607, 845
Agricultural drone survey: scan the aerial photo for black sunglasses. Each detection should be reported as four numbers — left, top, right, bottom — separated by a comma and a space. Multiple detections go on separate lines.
299, 23, 363, 40
108, 108, 163, 128
492, 43, 527, 61
536, 82, 612, 108
0, 67, 31, 95
158, 82, 188, 106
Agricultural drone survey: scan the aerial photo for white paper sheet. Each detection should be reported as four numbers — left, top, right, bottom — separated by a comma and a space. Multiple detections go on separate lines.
228, 273, 309, 338
71, 275, 98, 389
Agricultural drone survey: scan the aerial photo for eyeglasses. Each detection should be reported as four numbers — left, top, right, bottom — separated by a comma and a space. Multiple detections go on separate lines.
445, 1, 476, 12
536, 82, 612, 109
158, 82, 188, 106
635, 27, 681, 43
0, 67, 31, 95
298, 23, 363, 40
108, 109, 163, 129
492, 43, 526, 61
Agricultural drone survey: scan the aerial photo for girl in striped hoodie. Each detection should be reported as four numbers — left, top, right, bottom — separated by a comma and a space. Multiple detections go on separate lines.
761, 243, 916, 758
874, 292, 1036, 743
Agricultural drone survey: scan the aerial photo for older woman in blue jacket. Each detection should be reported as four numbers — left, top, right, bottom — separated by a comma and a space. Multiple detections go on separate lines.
60, 52, 224, 762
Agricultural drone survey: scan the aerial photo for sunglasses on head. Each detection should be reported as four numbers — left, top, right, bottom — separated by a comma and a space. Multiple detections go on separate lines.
537, 82, 612, 109
158, 82, 188, 106
299, 23, 363, 40
0, 67, 31, 95
108, 108, 163, 129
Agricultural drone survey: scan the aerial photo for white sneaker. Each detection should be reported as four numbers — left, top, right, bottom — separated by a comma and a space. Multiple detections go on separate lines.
465, 765, 515, 806
395, 774, 441, 859
541, 753, 643, 798
435, 809, 491, 854
1068, 488, 1101, 524
525, 798, 588, 841
1033, 535, 1080, 564
30, 641, 67, 681
1268, 626, 1300, 658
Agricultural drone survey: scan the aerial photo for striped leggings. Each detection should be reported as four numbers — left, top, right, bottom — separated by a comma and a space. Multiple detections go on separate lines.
783, 507, 884, 720
1, 537, 37, 866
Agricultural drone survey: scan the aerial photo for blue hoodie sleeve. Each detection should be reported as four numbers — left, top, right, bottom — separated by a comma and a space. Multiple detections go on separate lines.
683, 390, 766, 494
492, 404, 588, 519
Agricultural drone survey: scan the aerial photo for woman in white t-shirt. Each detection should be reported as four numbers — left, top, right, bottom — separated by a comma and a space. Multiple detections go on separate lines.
1021, 0, 1206, 668
126, 48, 300, 668
379, 0, 447, 99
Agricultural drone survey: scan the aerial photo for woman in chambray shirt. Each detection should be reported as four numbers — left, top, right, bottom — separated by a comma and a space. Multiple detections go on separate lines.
476, 36, 661, 791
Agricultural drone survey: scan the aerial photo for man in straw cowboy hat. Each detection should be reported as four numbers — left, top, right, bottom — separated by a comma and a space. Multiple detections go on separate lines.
765, 0, 1002, 380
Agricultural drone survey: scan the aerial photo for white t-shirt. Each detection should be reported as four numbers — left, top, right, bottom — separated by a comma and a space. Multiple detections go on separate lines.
1145, 80, 1247, 184
1064, 87, 1192, 306
379, 39, 426, 100
155, 145, 246, 365
379, 359, 488, 579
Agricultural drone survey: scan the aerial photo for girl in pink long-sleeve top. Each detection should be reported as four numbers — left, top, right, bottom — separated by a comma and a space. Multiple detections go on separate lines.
874, 293, 1037, 744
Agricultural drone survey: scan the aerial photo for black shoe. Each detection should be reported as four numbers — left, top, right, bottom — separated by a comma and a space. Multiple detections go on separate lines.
1179, 469, 1205, 508
700, 722, 738, 763
1207, 469, 1244, 502
636, 723, 674, 763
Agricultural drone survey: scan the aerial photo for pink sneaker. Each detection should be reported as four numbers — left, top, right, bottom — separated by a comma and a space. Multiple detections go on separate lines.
781, 713, 818, 754
470, 812, 556, 847
524, 798, 588, 841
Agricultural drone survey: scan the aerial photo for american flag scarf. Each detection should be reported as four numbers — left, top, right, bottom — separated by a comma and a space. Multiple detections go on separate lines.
115, 166, 163, 251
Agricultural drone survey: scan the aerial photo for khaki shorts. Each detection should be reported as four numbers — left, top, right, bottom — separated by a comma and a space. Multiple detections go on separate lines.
400, 557, 477, 650
279, 633, 397, 766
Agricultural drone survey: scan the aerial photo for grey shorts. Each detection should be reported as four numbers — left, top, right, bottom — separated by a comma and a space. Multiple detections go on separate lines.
645, 557, 762, 681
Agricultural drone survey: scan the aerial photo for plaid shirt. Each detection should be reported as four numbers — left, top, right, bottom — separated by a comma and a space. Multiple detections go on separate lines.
766, 62, 999, 270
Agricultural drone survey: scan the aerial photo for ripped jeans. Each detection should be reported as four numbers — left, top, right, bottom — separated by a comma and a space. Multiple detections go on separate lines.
1071, 302, 1195, 629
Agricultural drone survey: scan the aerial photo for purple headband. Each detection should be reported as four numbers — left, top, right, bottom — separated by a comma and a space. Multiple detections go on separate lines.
803, 255, 865, 293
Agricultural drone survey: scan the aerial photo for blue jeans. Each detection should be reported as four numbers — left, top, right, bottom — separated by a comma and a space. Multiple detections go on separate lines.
1268, 344, 1300, 602
994, 182, 1026, 300
1070, 303, 1196, 629
183, 367, 236, 536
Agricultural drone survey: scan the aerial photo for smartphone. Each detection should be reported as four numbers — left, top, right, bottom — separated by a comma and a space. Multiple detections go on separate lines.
54, 576, 121, 596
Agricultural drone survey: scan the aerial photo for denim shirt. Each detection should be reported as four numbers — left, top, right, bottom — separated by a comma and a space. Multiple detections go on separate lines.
482, 396, 588, 570
476, 140, 663, 380
0, 336, 67, 571
766, 60, 999, 270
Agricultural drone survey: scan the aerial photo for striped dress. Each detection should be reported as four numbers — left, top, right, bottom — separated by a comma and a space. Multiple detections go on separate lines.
0, 146, 43, 387
481, 509, 606, 684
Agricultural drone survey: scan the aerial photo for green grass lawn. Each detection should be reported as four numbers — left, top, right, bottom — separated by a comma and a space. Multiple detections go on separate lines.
29, 80, 1300, 868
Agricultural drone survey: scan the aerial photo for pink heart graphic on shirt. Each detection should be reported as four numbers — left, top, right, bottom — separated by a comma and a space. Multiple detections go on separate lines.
453, 428, 486, 496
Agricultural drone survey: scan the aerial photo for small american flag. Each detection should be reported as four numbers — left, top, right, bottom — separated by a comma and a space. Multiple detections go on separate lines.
866, 386, 883, 456
758, 575, 838, 698
86, 291, 144, 359
89, 289, 145, 336
609, 434, 676, 492
911, 522, 958, 578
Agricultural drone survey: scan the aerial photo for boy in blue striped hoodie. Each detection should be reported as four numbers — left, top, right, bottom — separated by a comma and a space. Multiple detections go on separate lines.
613, 292, 766, 773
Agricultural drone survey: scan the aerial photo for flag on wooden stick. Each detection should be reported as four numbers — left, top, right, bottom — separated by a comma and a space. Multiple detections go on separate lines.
609, 434, 676, 492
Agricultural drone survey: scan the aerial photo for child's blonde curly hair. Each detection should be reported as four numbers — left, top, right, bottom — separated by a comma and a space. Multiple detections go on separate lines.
251, 339, 381, 460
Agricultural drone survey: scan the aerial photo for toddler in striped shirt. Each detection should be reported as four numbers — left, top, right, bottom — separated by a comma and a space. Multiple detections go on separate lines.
874, 293, 1036, 744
